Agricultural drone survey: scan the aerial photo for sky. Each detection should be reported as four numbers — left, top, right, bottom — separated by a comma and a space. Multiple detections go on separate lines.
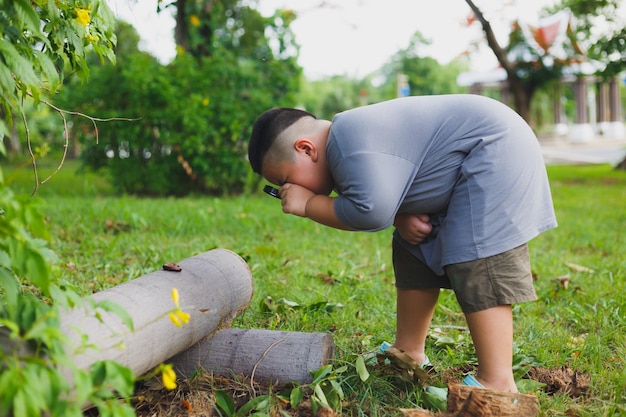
105, 0, 618, 79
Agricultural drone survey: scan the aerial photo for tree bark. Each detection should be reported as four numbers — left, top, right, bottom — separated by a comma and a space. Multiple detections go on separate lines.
447, 384, 539, 416
171, 328, 335, 385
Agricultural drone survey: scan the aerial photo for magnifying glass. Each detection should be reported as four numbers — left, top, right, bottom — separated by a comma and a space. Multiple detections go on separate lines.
263, 185, 280, 199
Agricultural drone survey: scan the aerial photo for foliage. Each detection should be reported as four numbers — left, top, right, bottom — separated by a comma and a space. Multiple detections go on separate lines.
0, 158, 137, 416
0, 0, 116, 135
55, 7, 301, 196
298, 75, 374, 120
378, 31, 467, 98
0, 2, 146, 416
554, 0, 626, 77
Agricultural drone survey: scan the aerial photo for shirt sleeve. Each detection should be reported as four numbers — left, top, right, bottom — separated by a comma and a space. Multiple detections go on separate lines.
333, 152, 418, 232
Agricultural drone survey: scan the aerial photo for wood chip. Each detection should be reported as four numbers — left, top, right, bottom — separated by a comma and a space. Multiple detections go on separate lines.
163, 263, 182, 272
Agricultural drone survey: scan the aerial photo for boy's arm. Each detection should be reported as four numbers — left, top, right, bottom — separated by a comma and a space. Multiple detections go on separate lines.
279, 183, 351, 230
305, 195, 351, 230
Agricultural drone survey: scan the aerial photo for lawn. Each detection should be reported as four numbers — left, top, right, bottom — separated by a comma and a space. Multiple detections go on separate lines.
4, 159, 626, 416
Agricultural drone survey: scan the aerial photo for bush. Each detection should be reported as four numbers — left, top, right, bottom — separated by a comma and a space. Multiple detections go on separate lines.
57, 18, 301, 196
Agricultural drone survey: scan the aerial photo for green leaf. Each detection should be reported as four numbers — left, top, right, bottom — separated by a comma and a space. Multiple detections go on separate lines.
310, 364, 332, 384
289, 387, 303, 408
516, 378, 546, 394
95, 300, 135, 332
277, 298, 300, 308
0, 41, 39, 87
32, 50, 60, 91
313, 383, 331, 409
236, 395, 269, 416
0, 266, 20, 309
355, 355, 370, 382
0, 64, 16, 97
12, 0, 42, 35
423, 386, 448, 412
329, 379, 344, 402
214, 390, 236, 417
24, 250, 50, 295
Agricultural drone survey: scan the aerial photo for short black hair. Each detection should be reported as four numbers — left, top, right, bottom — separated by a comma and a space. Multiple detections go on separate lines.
248, 107, 316, 174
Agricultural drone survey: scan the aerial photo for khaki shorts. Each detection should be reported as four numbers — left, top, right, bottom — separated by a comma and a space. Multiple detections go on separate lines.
392, 239, 538, 313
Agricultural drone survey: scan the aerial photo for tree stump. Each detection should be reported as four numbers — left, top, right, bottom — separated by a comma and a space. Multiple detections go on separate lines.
59, 249, 253, 379
171, 328, 335, 385
399, 384, 539, 417
447, 384, 539, 417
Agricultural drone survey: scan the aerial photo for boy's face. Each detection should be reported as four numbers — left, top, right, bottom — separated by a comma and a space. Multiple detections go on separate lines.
261, 149, 333, 196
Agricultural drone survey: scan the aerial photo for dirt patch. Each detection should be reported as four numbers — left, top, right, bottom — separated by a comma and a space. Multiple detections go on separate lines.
127, 373, 316, 417
527, 366, 590, 398
440, 365, 589, 399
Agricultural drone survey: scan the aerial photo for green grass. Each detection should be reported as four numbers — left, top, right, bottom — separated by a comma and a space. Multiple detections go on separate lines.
4, 159, 626, 416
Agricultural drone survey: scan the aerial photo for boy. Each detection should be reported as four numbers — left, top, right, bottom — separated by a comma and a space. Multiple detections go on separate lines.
248, 95, 557, 392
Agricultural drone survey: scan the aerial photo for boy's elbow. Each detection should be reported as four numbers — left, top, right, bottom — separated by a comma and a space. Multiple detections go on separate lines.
347, 207, 395, 232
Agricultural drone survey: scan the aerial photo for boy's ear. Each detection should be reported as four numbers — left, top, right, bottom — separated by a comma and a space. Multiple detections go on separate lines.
294, 138, 318, 161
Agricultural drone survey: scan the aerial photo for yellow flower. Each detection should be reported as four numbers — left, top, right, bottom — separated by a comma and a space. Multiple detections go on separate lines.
87, 33, 99, 42
171, 288, 180, 306
161, 364, 177, 390
75, 7, 91, 27
189, 14, 200, 27
202, 98, 210, 106
168, 310, 190, 327
168, 287, 190, 327
168, 311, 182, 327
175, 309, 190, 324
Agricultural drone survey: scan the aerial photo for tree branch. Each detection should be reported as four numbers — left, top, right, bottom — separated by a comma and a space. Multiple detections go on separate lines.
464, 0, 514, 75
22, 92, 139, 195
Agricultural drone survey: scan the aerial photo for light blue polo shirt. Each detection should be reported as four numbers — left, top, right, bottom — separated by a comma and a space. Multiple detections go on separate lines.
328, 95, 557, 275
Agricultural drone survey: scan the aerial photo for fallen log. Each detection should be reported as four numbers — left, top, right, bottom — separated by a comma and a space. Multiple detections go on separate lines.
400, 384, 539, 417
171, 328, 335, 385
60, 249, 253, 378
447, 384, 539, 416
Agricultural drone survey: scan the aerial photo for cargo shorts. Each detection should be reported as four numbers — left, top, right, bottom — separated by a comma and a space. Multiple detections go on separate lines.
392, 238, 538, 313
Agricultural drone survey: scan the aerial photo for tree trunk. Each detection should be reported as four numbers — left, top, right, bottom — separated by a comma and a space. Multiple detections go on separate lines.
175, 0, 189, 52
59, 249, 254, 379
509, 79, 534, 123
464, 0, 535, 123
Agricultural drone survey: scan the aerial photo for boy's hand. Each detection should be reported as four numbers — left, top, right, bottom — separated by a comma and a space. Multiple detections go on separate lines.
279, 183, 315, 217
393, 213, 432, 245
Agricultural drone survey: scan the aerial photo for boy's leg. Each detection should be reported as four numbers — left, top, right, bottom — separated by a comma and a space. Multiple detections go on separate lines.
465, 305, 517, 392
447, 244, 537, 393
393, 288, 439, 364
391, 238, 451, 364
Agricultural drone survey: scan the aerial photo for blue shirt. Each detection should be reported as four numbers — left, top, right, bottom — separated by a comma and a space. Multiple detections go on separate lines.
328, 95, 557, 275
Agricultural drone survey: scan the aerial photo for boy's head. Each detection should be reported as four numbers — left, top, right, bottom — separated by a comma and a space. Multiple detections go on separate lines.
248, 107, 316, 175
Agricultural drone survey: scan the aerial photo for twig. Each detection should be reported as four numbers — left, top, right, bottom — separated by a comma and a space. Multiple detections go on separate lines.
249, 336, 286, 396
21, 92, 139, 195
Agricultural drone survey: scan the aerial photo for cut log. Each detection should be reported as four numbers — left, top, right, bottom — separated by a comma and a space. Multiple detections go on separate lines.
60, 249, 253, 378
171, 328, 335, 385
399, 408, 438, 417
447, 384, 539, 417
